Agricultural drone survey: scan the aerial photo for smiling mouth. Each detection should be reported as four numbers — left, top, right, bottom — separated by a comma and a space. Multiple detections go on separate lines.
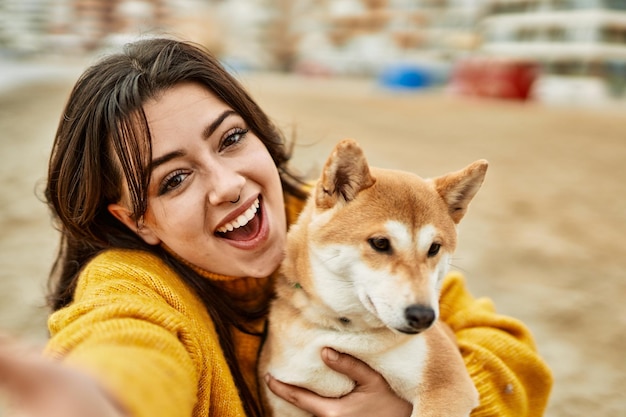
216, 198, 262, 241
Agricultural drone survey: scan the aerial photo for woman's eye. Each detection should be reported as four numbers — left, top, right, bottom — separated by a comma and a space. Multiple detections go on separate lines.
220, 128, 248, 151
159, 171, 188, 195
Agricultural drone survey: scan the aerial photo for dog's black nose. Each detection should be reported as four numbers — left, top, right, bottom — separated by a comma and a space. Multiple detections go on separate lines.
404, 305, 435, 331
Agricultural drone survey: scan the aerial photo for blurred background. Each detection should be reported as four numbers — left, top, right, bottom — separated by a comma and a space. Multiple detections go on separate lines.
0, 1, 625, 417
1, 0, 626, 103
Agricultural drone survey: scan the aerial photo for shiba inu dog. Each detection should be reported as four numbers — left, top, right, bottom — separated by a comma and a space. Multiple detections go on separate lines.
259, 139, 487, 417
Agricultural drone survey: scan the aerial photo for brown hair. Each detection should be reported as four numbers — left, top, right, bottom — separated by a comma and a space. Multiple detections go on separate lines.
45, 37, 305, 417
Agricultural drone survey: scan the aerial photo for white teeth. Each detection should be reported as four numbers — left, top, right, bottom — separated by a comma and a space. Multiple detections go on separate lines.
217, 198, 259, 233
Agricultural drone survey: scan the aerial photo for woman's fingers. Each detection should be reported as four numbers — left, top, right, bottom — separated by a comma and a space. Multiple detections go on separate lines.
264, 373, 342, 416
320, 348, 385, 389
265, 348, 413, 417
321, 348, 411, 415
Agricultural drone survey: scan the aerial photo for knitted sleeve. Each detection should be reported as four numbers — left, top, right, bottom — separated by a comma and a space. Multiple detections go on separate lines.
439, 272, 553, 417
44, 250, 225, 417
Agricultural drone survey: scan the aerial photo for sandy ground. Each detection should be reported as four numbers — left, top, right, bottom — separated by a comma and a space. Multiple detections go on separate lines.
0, 61, 625, 417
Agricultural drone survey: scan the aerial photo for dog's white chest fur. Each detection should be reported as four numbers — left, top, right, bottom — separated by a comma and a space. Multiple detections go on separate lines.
267, 311, 429, 399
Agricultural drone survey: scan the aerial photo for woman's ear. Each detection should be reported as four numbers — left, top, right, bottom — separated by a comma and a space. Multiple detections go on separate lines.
107, 203, 161, 245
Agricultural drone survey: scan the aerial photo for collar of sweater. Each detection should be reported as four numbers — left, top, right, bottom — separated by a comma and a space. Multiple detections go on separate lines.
161, 243, 274, 308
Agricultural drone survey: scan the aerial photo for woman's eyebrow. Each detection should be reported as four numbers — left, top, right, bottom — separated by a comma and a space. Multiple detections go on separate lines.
150, 110, 236, 172
203, 109, 236, 140
151, 150, 185, 172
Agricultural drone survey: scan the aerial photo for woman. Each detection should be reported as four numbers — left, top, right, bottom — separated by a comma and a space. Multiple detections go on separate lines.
0, 38, 552, 417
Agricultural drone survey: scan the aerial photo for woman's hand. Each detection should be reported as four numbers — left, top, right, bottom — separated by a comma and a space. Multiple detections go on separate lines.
264, 347, 413, 417
0, 334, 127, 417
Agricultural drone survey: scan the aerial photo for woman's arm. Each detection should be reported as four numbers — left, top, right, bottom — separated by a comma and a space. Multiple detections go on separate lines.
0, 334, 128, 417
44, 305, 200, 417
41, 250, 211, 417
439, 272, 553, 417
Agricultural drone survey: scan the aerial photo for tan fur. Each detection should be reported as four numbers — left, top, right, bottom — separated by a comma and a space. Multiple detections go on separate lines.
259, 139, 487, 417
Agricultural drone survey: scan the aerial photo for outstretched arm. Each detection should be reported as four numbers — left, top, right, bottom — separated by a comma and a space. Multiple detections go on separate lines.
0, 334, 127, 417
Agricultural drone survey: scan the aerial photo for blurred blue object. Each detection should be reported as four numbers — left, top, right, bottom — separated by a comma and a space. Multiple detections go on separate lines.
378, 65, 432, 90
221, 56, 256, 76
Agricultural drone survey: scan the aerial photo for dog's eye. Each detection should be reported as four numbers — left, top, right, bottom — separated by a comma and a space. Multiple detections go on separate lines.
427, 243, 441, 257
369, 237, 391, 253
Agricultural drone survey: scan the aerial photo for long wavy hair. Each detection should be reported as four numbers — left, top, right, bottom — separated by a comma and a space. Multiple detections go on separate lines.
45, 37, 306, 417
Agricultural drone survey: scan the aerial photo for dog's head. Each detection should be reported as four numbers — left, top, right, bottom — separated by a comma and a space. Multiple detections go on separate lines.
287, 139, 488, 334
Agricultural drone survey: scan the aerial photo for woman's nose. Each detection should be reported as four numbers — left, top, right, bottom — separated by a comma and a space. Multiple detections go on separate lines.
207, 165, 245, 206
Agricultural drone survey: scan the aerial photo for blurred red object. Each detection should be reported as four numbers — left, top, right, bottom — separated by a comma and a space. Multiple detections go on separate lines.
448, 58, 539, 101
293, 60, 334, 78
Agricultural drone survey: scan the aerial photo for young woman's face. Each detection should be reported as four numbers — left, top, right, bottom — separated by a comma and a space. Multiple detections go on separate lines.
134, 82, 287, 278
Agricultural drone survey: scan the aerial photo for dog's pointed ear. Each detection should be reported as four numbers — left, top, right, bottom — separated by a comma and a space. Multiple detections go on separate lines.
316, 139, 376, 210
433, 159, 488, 224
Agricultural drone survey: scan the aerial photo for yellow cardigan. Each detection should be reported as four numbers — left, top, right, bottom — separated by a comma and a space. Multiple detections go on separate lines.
45, 195, 552, 417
